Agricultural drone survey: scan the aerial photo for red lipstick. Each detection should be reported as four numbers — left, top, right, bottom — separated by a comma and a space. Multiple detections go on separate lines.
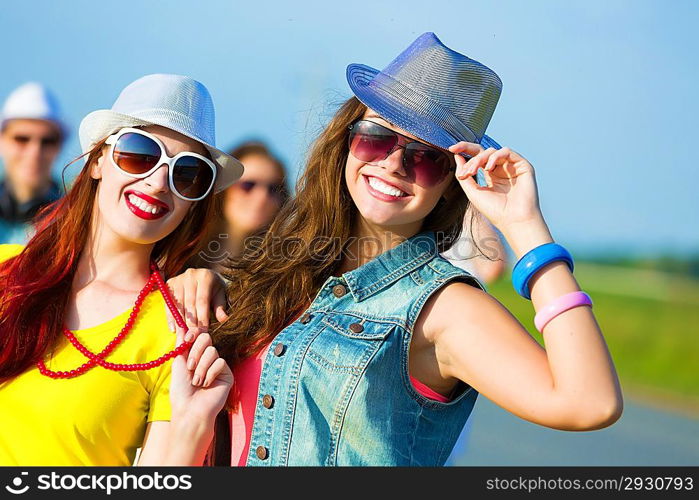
124, 190, 170, 220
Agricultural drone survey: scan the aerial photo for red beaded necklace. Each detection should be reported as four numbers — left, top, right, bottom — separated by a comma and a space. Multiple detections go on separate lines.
37, 262, 192, 379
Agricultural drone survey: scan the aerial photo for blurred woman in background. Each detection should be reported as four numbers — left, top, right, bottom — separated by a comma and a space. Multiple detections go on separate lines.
195, 141, 289, 272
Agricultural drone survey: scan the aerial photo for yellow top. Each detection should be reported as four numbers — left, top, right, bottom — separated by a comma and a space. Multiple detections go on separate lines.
0, 244, 174, 466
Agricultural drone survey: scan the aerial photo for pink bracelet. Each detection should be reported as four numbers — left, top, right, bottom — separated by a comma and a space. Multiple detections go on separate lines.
534, 291, 593, 333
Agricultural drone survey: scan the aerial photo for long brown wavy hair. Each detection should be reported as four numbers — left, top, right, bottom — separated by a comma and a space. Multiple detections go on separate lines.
213, 97, 487, 368
0, 138, 218, 381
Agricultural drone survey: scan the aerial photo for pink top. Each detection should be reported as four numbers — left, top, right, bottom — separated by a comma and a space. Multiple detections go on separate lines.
228, 343, 272, 467
228, 342, 450, 466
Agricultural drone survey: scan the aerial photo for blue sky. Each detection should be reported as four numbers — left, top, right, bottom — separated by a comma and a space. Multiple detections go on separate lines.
1, 0, 697, 257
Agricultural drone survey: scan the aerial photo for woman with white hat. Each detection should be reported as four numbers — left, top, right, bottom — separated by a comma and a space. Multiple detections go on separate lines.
206, 32, 623, 466
0, 74, 242, 465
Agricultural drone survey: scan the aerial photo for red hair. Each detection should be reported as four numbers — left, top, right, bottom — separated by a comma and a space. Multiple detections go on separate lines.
0, 140, 219, 381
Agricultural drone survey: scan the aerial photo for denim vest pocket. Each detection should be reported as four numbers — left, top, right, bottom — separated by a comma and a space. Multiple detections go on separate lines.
306, 313, 394, 373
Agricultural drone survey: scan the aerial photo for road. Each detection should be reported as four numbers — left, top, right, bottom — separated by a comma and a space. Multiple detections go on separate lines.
447, 395, 699, 465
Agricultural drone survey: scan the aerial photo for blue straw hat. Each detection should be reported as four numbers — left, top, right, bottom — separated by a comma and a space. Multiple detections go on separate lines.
347, 32, 502, 152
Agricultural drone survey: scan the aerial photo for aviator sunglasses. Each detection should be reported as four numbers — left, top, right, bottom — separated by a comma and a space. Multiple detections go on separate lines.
105, 127, 217, 201
348, 119, 459, 187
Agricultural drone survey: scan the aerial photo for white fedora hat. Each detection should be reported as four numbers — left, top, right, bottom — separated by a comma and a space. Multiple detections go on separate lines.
79, 74, 243, 193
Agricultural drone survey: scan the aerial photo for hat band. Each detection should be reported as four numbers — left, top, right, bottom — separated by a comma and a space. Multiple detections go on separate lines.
124, 108, 215, 146
368, 71, 479, 143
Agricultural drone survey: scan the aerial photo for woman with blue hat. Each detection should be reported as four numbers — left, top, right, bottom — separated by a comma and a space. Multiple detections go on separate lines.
0, 74, 242, 465
202, 32, 623, 466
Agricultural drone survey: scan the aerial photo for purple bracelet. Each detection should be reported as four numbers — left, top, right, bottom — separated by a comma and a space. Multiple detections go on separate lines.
534, 291, 593, 333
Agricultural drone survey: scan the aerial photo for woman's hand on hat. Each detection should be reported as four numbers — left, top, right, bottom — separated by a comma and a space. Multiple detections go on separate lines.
449, 142, 543, 231
165, 268, 230, 341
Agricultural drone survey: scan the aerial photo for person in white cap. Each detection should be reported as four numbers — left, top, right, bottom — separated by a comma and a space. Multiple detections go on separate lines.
0, 82, 66, 244
0, 74, 244, 466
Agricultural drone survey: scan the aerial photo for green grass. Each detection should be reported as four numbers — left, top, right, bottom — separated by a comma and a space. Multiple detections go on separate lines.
485, 262, 699, 414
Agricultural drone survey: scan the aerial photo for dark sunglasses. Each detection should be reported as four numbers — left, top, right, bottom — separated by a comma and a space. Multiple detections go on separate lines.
105, 128, 217, 201
236, 180, 286, 201
348, 119, 457, 187
11, 134, 61, 148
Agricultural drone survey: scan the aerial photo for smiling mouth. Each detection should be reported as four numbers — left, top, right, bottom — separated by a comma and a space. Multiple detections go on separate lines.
364, 175, 409, 199
124, 191, 170, 220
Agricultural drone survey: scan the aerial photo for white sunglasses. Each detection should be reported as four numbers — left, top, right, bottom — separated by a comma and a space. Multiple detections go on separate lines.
104, 127, 217, 201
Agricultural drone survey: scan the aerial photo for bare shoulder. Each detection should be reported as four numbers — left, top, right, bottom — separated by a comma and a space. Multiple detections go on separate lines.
416, 278, 548, 391
433, 279, 492, 308
419, 280, 514, 343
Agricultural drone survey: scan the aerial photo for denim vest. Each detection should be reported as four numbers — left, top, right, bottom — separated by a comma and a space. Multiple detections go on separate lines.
246, 230, 487, 466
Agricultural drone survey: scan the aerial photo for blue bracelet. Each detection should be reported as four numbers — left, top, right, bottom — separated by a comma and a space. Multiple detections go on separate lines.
512, 243, 574, 299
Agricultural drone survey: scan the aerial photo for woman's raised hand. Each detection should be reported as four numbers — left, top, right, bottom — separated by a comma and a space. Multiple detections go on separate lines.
449, 142, 544, 232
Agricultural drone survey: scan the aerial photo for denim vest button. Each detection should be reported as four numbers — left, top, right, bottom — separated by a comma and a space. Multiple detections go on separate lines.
332, 284, 347, 297
349, 323, 364, 333
262, 394, 275, 409
299, 313, 311, 324
256, 446, 269, 460
273, 344, 286, 357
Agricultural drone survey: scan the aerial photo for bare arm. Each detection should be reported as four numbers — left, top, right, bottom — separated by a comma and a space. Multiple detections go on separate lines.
426, 142, 623, 431
427, 215, 622, 430
137, 418, 215, 466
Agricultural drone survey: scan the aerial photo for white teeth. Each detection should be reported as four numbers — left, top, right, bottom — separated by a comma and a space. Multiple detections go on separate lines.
128, 194, 163, 214
368, 176, 407, 197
